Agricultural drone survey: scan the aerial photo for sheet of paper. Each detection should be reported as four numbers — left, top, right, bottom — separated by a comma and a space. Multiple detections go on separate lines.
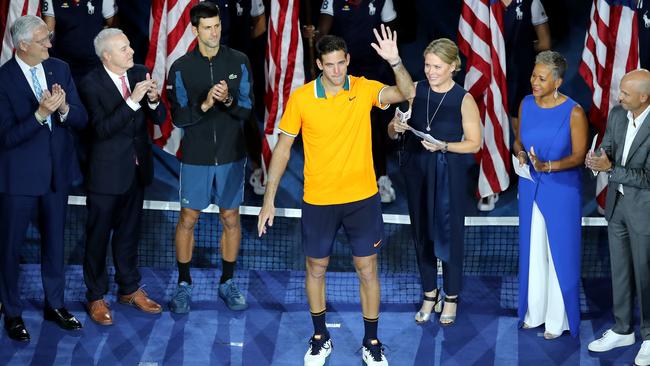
512, 154, 534, 182
590, 134, 599, 176
409, 127, 445, 146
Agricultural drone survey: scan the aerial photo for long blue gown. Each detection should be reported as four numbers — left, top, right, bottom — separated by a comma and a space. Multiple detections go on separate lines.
517, 95, 582, 337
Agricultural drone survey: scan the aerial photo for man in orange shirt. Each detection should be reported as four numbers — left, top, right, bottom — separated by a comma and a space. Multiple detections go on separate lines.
258, 25, 414, 366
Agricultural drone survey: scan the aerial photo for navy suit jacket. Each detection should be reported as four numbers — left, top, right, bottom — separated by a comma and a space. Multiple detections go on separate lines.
0, 56, 88, 195
79, 64, 166, 195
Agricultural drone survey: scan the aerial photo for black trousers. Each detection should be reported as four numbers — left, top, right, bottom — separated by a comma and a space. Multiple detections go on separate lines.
83, 178, 144, 301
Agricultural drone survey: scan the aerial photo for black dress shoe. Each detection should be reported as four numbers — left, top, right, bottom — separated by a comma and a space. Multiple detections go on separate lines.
44, 307, 82, 330
4, 316, 30, 341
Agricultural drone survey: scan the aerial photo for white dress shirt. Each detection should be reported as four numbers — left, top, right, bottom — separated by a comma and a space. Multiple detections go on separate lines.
618, 104, 650, 194
103, 65, 141, 112
15, 54, 69, 126
103, 65, 159, 111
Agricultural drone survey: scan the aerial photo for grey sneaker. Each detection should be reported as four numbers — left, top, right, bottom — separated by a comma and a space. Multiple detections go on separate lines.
218, 279, 248, 311
169, 281, 193, 314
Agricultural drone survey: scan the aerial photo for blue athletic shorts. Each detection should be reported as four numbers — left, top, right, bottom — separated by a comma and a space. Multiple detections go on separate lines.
301, 193, 384, 258
179, 159, 246, 210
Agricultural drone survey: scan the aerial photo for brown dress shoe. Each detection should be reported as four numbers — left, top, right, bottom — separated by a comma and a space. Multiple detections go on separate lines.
87, 299, 113, 326
119, 288, 162, 314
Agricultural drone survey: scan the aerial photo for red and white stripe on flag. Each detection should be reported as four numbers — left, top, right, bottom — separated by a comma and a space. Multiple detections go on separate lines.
0, 0, 41, 66
262, 0, 304, 174
457, 0, 511, 198
145, 0, 200, 156
579, 0, 639, 212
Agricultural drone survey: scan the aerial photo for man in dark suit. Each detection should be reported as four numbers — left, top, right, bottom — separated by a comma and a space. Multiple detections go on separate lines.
586, 69, 650, 366
79, 28, 166, 325
0, 15, 87, 341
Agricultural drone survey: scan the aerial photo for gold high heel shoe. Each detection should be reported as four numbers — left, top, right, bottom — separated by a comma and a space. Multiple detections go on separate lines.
415, 289, 442, 324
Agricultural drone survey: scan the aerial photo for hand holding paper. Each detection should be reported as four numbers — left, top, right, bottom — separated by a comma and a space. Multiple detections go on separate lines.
512, 154, 534, 182
409, 127, 445, 147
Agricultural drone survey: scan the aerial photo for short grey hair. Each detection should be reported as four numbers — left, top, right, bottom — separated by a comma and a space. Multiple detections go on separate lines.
94, 28, 124, 59
10, 15, 46, 47
535, 50, 568, 80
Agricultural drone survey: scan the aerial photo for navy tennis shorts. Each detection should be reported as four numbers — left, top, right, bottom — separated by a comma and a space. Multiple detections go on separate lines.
301, 193, 384, 258
179, 159, 245, 210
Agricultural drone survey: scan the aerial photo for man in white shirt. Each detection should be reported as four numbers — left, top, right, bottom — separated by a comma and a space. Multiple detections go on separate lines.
586, 69, 650, 366
78, 28, 167, 326
0, 15, 88, 341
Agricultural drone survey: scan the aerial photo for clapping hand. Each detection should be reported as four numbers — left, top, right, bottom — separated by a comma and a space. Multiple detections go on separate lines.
38, 88, 64, 117
371, 24, 400, 66
214, 80, 230, 103
585, 148, 612, 172
131, 76, 156, 103
51, 84, 69, 114
145, 73, 160, 103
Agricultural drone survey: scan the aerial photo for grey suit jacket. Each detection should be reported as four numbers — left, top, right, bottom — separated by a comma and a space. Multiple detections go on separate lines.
600, 105, 650, 234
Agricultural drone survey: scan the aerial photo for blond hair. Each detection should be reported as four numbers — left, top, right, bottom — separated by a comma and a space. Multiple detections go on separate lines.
423, 38, 461, 73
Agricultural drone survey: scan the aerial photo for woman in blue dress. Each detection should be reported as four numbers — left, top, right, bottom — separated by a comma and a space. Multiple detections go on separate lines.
513, 51, 588, 338
388, 38, 481, 326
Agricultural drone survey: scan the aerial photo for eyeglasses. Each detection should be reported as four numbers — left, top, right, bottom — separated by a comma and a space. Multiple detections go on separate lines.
32, 31, 54, 46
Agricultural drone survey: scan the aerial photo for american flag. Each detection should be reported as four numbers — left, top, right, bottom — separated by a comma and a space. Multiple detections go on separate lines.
145, 0, 200, 156
262, 0, 304, 175
0, 0, 41, 66
457, 0, 511, 199
579, 0, 639, 212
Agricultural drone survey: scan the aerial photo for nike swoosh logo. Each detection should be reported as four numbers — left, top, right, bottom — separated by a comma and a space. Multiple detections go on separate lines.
373, 239, 382, 248
348, 96, 356, 101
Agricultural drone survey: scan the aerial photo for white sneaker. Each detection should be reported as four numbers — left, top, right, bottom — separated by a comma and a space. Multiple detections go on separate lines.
304, 334, 332, 366
477, 193, 499, 211
587, 329, 635, 352
362, 339, 388, 365
377, 175, 396, 203
249, 168, 266, 195
636, 340, 650, 366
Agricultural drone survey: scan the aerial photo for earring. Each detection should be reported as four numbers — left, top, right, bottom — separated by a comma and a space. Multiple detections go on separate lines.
553, 88, 559, 99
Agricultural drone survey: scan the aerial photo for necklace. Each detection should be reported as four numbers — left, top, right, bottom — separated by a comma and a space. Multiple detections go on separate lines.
426, 87, 449, 131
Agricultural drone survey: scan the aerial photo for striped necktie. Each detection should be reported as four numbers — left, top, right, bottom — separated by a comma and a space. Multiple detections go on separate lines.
120, 75, 131, 100
30, 67, 51, 130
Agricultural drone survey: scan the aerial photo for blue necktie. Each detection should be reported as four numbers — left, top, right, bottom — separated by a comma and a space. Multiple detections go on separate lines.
30, 67, 50, 130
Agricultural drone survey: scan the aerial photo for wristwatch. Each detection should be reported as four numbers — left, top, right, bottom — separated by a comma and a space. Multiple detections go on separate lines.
34, 111, 47, 125
224, 93, 234, 106
442, 141, 448, 153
